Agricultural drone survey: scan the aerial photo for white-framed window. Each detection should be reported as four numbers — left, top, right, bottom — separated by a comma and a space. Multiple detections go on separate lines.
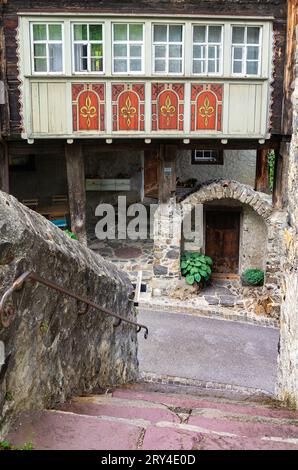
231, 26, 261, 76
72, 23, 104, 73
112, 23, 144, 74
192, 25, 223, 75
31, 23, 63, 74
152, 23, 184, 74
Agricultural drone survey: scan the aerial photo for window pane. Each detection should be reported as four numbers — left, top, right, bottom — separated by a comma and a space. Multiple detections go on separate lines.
232, 27, 245, 44
169, 25, 182, 42
246, 61, 258, 74
34, 58, 47, 72
48, 24, 62, 40
169, 44, 182, 58
247, 46, 259, 60
49, 44, 62, 72
233, 46, 243, 60
74, 24, 88, 41
208, 26, 221, 43
155, 45, 166, 58
169, 59, 182, 73
114, 44, 127, 57
114, 24, 127, 41
193, 44, 205, 59
154, 25, 167, 42
34, 44, 46, 57
130, 59, 142, 71
33, 24, 47, 41
193, 26, 206, 43
193, 60, 204, 74
89, 24, 102, 41
129, 24, 143, 41
233, 60, 242, 73
208, 45, 215, 59
130, 45, 142, 57
208, 60, 215, 73
74, 44, 88, 71
91, 44, 103, 57
91, 57, 103, 72
155, 59, 166, 72
114, 59, 127, 72
247, 27, 260, 44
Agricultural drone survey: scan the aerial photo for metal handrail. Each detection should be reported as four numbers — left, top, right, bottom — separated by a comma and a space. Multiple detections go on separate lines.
0, 271, 148, 338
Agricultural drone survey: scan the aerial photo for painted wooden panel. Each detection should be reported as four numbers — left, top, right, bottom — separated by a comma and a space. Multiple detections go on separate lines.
151, 83, 184, 131
31, 82, 66, 134
228, 84, 263, 134
112, 83, 145, 132
72, 83, 105, 132
191, 84, 223, 132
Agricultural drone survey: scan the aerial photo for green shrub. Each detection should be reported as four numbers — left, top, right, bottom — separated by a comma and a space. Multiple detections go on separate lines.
242, 269, 264, 286
180, 252, 213, 286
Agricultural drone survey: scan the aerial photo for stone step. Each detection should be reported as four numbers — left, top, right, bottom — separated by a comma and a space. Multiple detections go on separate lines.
6, 384, 298, 450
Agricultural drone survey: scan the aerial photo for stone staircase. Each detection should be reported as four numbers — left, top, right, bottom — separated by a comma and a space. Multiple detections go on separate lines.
5, 382, 298, 450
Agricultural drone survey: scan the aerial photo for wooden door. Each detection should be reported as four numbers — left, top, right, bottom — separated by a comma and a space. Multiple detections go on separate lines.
205, 210, 240, 273
144, 150, 160, 198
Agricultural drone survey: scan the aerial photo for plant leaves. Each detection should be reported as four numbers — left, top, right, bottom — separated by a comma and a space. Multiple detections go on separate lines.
186, 274, 195, 285
194, 273, 201, 283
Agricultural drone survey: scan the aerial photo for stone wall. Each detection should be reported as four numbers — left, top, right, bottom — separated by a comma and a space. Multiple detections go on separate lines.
277, 27, 298, 407
177, 150, 257, 188
0, 191, 138, 433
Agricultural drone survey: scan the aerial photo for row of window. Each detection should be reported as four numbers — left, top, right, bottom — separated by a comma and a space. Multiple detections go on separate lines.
31, 22, 262, 76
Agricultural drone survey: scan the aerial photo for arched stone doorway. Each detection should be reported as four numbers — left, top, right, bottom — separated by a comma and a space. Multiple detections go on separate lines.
153, 179, 286, 317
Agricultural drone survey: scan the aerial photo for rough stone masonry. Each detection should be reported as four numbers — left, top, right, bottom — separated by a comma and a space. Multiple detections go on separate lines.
277, 26, 298, 408
0, 191, 138, 434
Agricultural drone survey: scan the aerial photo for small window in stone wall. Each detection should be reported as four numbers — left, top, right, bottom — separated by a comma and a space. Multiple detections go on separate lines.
191, 150, 223, 165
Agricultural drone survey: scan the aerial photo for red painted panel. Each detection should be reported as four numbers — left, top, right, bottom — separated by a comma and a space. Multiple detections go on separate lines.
196, 91, 217, 130
158, 90, 178, 130
191, 83, 223, 132
72, 84, 105, 132
111, 83, 145, 132
118, 91, 139, 131
78, 90, 99, 131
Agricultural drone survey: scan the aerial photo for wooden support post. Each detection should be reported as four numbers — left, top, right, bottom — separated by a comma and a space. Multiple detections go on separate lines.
282, 0, 297, 135
65, 143, 87, 245
255, 149, 269, 193
0, 140, 9, 193
273, 141, 289, 209
158, 144, 177, 203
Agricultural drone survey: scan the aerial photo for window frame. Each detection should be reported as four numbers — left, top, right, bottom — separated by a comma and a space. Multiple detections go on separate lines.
112, 22, 145, 75
191, 150, 224, 165
30, 22, 64, 75
152, 22, 184, 76
192, 24, 223, 76
72, 22, 105, 75
231, 25, 262, 77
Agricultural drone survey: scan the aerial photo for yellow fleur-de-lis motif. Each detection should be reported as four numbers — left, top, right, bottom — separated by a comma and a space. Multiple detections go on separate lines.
120, 96, 137, 127
80, 95, 97, 128
199, 96, 215, 127
160, 95, 176, 126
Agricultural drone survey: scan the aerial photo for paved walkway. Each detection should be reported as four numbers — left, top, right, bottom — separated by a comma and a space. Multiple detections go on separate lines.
138, 309, 279, 394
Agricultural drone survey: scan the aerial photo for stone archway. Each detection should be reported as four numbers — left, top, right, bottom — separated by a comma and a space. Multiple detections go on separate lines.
153, 179, 286, 317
